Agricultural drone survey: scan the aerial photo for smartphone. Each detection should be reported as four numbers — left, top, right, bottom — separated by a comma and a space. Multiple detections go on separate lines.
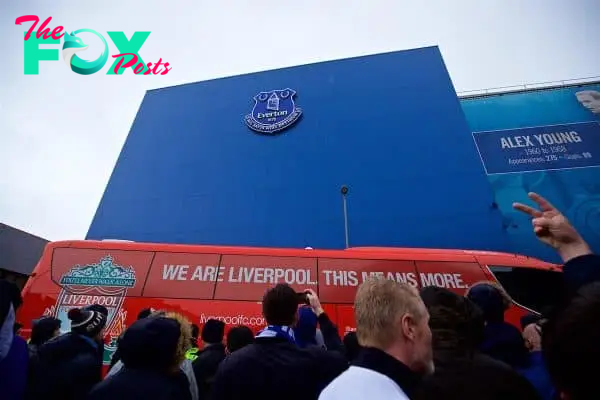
296, 292, 309, 305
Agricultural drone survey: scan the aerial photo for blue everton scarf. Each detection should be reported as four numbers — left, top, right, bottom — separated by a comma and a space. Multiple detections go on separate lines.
256, 325, 296, 344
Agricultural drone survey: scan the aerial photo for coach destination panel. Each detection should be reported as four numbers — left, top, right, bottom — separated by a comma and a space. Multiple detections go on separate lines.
143, 252, 221, 299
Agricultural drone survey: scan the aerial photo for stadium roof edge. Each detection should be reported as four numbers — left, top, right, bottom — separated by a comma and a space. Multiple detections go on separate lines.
146, 46, 441, 94
458, 76, 600, 100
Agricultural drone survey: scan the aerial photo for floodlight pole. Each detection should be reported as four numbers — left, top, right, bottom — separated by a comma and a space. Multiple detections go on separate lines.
341, 186, 349, 249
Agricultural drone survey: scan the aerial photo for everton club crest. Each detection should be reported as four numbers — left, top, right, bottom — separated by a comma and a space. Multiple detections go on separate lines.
244, 88, 302, 134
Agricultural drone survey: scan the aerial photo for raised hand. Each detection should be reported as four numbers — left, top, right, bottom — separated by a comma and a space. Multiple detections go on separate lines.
513, 192, 591, 262
305, 289, 324, 317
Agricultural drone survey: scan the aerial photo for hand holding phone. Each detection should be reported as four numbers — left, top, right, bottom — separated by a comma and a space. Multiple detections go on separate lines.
304, 289, 324, 316
296, 292, 310, 305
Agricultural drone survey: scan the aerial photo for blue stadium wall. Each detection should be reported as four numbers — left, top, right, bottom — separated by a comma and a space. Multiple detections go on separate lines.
87, 46, 510, 256
460, 83, 600, 262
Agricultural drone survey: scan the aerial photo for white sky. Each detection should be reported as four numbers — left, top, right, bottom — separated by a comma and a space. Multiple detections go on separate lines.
1, 0, 599, 241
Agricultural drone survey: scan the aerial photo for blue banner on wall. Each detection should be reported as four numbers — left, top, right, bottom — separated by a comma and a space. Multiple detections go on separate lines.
473, 121, 600, 175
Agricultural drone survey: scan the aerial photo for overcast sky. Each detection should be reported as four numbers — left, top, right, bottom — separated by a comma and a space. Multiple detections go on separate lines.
1, 0, 599, 241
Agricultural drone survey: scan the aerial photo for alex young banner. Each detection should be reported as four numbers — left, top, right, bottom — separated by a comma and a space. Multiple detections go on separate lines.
473, 121, 600, 175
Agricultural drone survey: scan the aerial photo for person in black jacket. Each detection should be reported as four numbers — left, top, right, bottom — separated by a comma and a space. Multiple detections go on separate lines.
27, 307, 107, 399
87, 316, 191, 400
226, 325, 254, 354
542, 280, 600, 400
342, 331, 362, 363
466, 281, 530, 368
28, 316, 61, 359
83, 304, 109, 364
513, 191, 600, 400
191, 319, 226, 398
413, 286, 540, 400
0, 280, 28, 400
295, 305, 345, 353
210, 284, 347, 400
108, 307, 153, 369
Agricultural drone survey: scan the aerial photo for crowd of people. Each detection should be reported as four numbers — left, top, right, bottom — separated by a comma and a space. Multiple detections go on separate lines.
0, 191, 599, 399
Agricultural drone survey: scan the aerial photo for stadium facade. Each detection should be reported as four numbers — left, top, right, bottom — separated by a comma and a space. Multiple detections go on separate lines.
87, 46, 600, 263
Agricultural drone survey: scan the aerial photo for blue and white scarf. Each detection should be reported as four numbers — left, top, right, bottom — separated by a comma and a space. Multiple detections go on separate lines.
256, 325, 296, 344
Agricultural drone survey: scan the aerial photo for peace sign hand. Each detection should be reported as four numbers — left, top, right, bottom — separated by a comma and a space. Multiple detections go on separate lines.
513, 192, 591, 262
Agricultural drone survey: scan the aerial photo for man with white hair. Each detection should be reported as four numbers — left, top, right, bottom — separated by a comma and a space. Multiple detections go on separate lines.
319, 278, 434, 400
575, 90, 600, 115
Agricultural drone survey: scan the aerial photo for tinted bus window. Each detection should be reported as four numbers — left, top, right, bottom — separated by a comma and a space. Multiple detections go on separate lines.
488, 266, 562, 313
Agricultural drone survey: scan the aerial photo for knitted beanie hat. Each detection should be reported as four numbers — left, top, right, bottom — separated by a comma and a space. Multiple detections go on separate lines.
82, 304, 109, 317
68, 307, 107, 337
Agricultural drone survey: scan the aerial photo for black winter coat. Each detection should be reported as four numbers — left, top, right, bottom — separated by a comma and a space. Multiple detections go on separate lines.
412, 353, 539, 400
480, 321, 530, 368
210, 336, 347, 400
26, 333, 103, 400
87, 368, 191, 400
191, 343, 226, 398
413, 349, 540, 400
562, 254, 600, 297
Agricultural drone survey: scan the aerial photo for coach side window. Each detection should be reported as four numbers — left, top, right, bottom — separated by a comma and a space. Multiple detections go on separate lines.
487, 266, 562, 313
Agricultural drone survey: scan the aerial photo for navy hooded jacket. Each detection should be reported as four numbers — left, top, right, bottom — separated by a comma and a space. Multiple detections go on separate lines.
87, 317, 191, 400
0, 281, 28, 400
26, 332, 102, 399
467, 284, 529, 368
